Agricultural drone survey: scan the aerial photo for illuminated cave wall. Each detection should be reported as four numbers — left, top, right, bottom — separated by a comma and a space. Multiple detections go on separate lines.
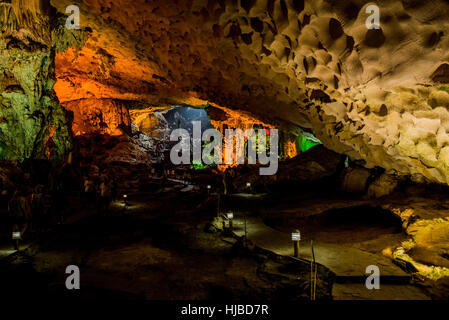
4, 0, 449, 186
46, 0, 449, 185
129, 107, 170, 140
63, 98, 130, 136
298, 131, 322, 153
281, 130, 322, 157
207, 104, 275, 171
0, 0, 72, 161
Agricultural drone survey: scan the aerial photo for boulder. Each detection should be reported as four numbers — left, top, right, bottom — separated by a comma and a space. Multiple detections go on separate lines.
232, 145, 343, 191
137, 112, 169, 140
276, 145, 342, 183
367, 173, 399, 198
341, 167, 371, 193
205, 216, 225, 233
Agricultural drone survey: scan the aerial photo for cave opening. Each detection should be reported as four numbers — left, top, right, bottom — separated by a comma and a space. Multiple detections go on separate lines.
129, 105, 215, 167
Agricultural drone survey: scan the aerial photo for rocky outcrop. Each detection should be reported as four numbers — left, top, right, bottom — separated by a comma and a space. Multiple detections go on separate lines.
367, 173, 399, 198
76, 133, 150, 165
63, 98, 130, 136
0, 2, 72, 160
341, 167, 371, 194
131, 111, 169, 140
231, 144, 342, 191
275, 144, 343, 183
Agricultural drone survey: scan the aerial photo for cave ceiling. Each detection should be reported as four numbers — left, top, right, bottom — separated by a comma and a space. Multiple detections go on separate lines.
3, 0, 449, 184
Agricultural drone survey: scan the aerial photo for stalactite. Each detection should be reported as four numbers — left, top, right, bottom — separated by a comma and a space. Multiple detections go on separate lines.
0, 3, 19, 32
7, 0, 52, 43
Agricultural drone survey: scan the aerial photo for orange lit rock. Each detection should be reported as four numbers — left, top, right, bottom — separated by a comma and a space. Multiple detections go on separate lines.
207, 104, 274, 171
63, 98, 130, 136
48, 0, 449, 184
284, 140, 298, 159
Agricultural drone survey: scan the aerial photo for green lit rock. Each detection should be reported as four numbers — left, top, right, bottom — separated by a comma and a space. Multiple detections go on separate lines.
0, 29, 72, 161
51, 17, 89, 53
0, 1, 100, 162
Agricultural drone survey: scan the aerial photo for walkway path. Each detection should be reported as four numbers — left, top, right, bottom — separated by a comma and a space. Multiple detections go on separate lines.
231, 213, 430, 300
0, 234, 32, 260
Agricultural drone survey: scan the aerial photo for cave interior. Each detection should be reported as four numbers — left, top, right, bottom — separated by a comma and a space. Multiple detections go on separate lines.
1, 0, 449, 301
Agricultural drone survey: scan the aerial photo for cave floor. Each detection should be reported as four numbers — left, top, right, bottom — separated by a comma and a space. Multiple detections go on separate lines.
1, 181, 448, 300
226, 186, 449, 299
231, 213, 428, 300
0, 191, 315, 300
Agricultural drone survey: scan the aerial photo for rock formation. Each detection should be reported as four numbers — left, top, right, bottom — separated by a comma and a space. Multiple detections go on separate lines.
2, 0, 449, 185
47, 0, 449, 184
63, 98, 130, 136
0, 0, 72, 160
4, 0, 449, 297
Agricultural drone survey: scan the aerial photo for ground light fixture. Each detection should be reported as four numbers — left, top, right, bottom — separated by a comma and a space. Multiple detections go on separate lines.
292, 230, 301, 258
12, 231, 21, 251
227, 212, 234, 229
291, 231, 301, 241
246, 182, 252, 199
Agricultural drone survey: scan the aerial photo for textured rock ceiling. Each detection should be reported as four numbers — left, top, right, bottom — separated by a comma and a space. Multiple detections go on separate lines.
4, 0, 449, 184
48, 0, 449, 184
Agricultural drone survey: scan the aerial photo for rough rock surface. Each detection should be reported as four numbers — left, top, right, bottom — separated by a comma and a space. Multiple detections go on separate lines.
44, 0, 449, 185
367, 173, 399, 198
131, 111, 169, 140
0, 2, 72, 160
341, 167, 371, 193
63, 98, 131, 136
3, 1, 449, 186
76, 133, 150, 166
232, 144, 342, 190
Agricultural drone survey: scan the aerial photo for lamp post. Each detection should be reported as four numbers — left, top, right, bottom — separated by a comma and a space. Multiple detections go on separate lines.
217, 191, 221, 218
123, 194, 128, 209
12, 231, 20, 251
243, 182, 251, 241
227, 212, 234, 230
292, 230, 301, 258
